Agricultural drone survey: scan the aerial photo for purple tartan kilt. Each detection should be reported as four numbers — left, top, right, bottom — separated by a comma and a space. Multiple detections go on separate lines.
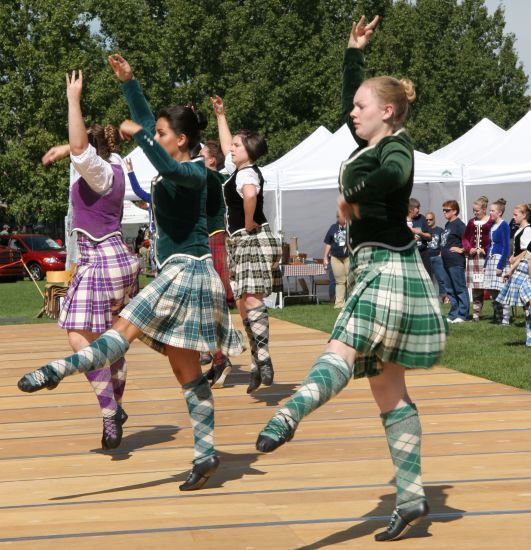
58, 234, 140, 332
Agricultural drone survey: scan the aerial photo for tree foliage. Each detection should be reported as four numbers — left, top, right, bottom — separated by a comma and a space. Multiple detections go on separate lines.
0, 0, 528, 225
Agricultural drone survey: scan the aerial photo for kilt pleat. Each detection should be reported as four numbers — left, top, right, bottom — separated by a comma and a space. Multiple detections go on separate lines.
208, 231, 233, 303
226, 225, 282, 299
120, 256, 244, 355
58, 235, 140, 332
497, 260, 531, 306
331, 245, 446, 378
483, 254, 508, 291
465, 254, 486, 288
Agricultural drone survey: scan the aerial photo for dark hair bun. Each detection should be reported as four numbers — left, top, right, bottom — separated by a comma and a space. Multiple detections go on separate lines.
195, 111, 208, 131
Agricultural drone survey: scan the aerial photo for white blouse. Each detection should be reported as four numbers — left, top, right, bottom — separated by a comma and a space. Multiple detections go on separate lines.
70, 144, 122, 195
224, 153, 260, 198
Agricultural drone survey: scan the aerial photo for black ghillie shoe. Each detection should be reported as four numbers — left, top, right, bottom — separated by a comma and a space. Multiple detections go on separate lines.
246, 368, 262, 394
257, 358, 274, 386
374, 500, 429, 542
256, 414, 295, 453
101, 410, 124, 450
179, 455, 220, 491
210, 358, 232, 389
17, 365, 60, 393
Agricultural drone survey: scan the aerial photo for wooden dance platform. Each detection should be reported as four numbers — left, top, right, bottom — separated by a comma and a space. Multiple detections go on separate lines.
1, 319, 531, 549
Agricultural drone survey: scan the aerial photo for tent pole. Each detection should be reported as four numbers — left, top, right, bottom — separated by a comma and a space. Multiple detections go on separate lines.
459, 164, 467, 216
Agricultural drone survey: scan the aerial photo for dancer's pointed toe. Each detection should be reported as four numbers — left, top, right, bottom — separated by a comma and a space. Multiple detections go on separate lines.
17, 366, 60, 393
256, 414, 295, 453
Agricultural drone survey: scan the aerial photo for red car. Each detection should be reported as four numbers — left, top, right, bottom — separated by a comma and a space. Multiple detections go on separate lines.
0, 244, 24, 281
0, 234, 67, 280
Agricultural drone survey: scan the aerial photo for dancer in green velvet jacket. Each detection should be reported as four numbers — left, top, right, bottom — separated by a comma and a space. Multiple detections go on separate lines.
256, 16, 446, 542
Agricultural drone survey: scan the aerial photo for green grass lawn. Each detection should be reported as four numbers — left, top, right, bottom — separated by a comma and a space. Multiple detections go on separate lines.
1, 280, 529, 391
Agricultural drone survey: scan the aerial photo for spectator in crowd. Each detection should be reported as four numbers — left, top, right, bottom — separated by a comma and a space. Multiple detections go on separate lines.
440, 200, 469, 323
497, 203, 531, 346
407, 198, 432, 276
483, 198, 510, 324
425, 212, 448, 303
0, 224, 9, 235
323, 211, 349, 308
462, 196, 493, 322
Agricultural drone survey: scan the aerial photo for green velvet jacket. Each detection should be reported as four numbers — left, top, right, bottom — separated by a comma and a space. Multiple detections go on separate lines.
122, 79, 210, 267
340, 48, 415, 251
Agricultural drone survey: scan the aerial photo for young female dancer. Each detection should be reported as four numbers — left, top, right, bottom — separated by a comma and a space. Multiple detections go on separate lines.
41, 71, 140, 449
256, 16, 446, 541
497, 203, 531, 345
462, 196, 493, 321
483, 199, 510, 324
18, 57, 243, 491
211, 96, 282, 393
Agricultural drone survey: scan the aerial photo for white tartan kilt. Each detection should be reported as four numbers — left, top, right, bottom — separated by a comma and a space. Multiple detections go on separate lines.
226, 225, 282, 299
483, 254, 508, 291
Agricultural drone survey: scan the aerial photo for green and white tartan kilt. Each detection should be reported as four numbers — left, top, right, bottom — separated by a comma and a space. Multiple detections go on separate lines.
331, 244, 447, 378
119, 256, 244, 356
226, 224, 282, 299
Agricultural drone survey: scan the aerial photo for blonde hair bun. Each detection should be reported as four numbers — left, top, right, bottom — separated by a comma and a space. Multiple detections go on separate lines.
400, 79, 416, 104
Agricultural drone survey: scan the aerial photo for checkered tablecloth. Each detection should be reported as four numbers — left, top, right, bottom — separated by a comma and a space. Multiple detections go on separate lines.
283, 264, 327, 277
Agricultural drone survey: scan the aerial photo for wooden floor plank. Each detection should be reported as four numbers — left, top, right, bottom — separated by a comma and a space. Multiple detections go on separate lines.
1, 318, 530, 548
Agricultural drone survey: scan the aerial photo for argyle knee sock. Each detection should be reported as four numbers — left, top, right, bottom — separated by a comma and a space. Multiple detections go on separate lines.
110, 358, 127, 405
85, 368, 118, 419
260, 352, 352, 439
23, 329, 129, 387
246, 304, 271, 365
243, 317, 258, 370
183, 375, 215, 464
381, 403, 426, 507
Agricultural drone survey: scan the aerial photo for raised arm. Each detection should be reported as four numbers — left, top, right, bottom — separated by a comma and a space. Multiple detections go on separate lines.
108, 54, 156, 135
210, 96, 232, 156
125, 158, 151, 203
42, 144, 71, 166
66, 71, 88, 156
342, 16, 380, 145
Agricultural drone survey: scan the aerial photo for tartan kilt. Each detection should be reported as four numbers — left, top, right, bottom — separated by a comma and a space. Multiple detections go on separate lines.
496, 260, 531, 306
119, 256, 244, 356
465, 254, 486, 289
226, 224, 282, 299
483, 254, 508, 291
58, 234, 140, 332
330, 245, 447, 378
208, 230, 234, 303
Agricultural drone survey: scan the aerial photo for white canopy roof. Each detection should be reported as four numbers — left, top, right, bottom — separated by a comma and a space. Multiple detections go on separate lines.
464, 111, 531, 185
431, 118, 505, 164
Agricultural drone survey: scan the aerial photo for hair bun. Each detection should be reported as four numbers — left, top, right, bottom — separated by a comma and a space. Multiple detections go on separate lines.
400, 79, 416, 104
496, 198, 507, 206
195, 111, 208, 131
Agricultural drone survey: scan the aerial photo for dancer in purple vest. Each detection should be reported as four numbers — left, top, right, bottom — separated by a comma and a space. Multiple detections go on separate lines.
41, 70, 140, 449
